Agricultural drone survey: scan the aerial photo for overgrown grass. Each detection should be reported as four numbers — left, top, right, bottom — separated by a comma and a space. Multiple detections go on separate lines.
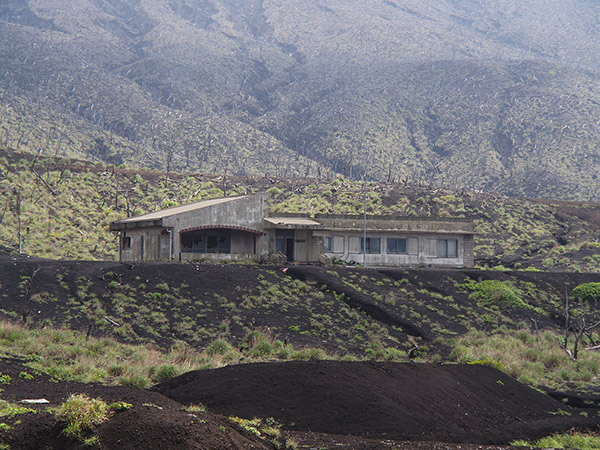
229, 415, 297, 449
511, 432, 600, 449
459, 279, 529, 309
0, 320, 338, 387
450, 329, 600, 389
57, 394, 111, 446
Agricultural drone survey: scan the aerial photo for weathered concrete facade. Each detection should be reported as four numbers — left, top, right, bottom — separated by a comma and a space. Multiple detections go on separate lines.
264, 214, 475, 267
110, 194, 475, 267
110, 194, 268, 263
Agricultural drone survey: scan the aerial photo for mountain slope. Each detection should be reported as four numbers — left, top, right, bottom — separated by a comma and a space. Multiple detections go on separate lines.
3, 149, 600, 270
2, 0, 600, 199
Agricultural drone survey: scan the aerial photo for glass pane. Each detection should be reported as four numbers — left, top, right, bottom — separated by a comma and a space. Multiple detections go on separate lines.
369, 238, 381, 254
387, 238, 397, 253
437, 239, 447, 257
276, 238, 286, 253
398, 238, 407, 253
448, 239, 457, 258
206, 235, 218, 252
218, 233, 231, 253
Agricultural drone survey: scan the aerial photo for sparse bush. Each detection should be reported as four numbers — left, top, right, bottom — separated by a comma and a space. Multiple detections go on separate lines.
57, 394, 110, 445
150, 364, 179, 382
118, 374, 149, 389
512, 432, 600, 449
461, 279, 528, 309
206, 339, 235, 356
451, 330, 600, 390
572, 283, 600, 304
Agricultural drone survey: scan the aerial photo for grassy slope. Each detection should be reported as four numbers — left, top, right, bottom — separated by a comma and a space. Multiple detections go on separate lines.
3, 149, 600, 270
2, 1, 600, 199
2, 258, 600, 392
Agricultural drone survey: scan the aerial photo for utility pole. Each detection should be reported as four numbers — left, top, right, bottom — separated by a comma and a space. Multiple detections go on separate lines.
13, 187, 22, 254
362, 177, 367, 267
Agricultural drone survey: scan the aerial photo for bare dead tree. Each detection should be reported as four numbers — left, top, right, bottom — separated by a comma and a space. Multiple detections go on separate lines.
560, 287, 600, 360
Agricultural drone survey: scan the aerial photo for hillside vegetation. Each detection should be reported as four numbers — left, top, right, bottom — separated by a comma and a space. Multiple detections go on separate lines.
2, 1, 600, 199
2, 149, 600, 271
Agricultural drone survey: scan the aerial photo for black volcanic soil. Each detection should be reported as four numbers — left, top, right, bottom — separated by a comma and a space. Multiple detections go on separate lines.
5, 358, 595, 450
154, 360, 600, 445
1, 257, 599, 356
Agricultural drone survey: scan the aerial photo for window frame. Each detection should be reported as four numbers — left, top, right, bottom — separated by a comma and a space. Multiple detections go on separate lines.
323, 235, 344, 254
360, 237, 381, 254
386, 237, 408, 254
122, 234, 131, 250
437, 239, 458, 258
181, 229, 232, 254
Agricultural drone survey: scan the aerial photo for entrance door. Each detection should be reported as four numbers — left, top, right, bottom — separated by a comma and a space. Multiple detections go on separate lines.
285, 238, 294, 262
276, 229, 295, 262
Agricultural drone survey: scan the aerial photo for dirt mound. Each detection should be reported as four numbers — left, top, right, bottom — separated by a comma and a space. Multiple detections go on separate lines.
0, 358, 277, 450
4, 405, 279, 450
155, 361, 600, 444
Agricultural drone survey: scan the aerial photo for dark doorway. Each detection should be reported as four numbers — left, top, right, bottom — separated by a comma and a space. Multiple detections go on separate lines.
285, 238, 294, 262
276, 229, 295, 262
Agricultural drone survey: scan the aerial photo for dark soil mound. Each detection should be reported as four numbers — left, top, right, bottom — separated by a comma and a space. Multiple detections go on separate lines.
155, 361, 600, 444
0, 358, 277, 450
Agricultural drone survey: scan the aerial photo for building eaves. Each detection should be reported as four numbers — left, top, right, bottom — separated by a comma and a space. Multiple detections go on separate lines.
263, 217, 324, 229
109, 195, 249, 231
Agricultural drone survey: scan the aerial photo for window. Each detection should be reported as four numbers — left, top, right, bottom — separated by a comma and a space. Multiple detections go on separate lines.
324, 236, 333, 252
360, 237, 381, 254
437, 239, 458, 258
349, 237, 361, 253
323, 235, 344, 253
275, 229, 294, 255
122, 234, 131, 250
181, 229, 231, 253
387, 238, 407, 254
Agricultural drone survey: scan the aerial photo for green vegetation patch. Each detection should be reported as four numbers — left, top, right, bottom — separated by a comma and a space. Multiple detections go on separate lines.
450, 329, 600, 389
57, 394, 111, 446
512, 432, 600, 449
572, 283, 600, 303
460, 279, 529, 309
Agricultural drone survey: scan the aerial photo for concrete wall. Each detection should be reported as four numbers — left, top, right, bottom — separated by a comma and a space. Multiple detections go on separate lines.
308, 216, 474, 268
164, 194, 267, 258
114, 196, 474, 267
180, 252, 257, 262
119, 227, 165, 262
117, 194, 267, 262
312, 231, 472, 268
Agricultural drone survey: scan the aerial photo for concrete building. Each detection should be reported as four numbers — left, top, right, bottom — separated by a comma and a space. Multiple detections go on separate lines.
110, 193, 475, 267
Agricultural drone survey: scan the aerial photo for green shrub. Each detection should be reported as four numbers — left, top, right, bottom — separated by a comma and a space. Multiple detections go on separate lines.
572, 283, 600, 303
205, 339, 235, 356
57, 394, 111, 445
462, 279, 528, 309
108, 401, 133, 411
250, 341, 273, 358
512, 432, 600, 449
150, 364, 178, 382
467, 358, 503, 371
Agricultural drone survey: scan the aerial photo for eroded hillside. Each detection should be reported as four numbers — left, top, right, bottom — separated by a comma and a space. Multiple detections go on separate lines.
2, 1, 600, 199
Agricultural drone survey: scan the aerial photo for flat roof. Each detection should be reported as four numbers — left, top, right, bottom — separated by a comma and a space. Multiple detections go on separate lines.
113, 195, 248, 224
264, 217, 323, 228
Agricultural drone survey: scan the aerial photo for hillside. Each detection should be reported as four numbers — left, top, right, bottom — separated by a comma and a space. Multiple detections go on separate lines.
0, 255, 593, 360
2, 149, 600, 271
2, 1, 600, 199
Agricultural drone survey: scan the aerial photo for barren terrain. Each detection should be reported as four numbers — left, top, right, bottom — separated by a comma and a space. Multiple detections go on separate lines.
3, 357, 599, 449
